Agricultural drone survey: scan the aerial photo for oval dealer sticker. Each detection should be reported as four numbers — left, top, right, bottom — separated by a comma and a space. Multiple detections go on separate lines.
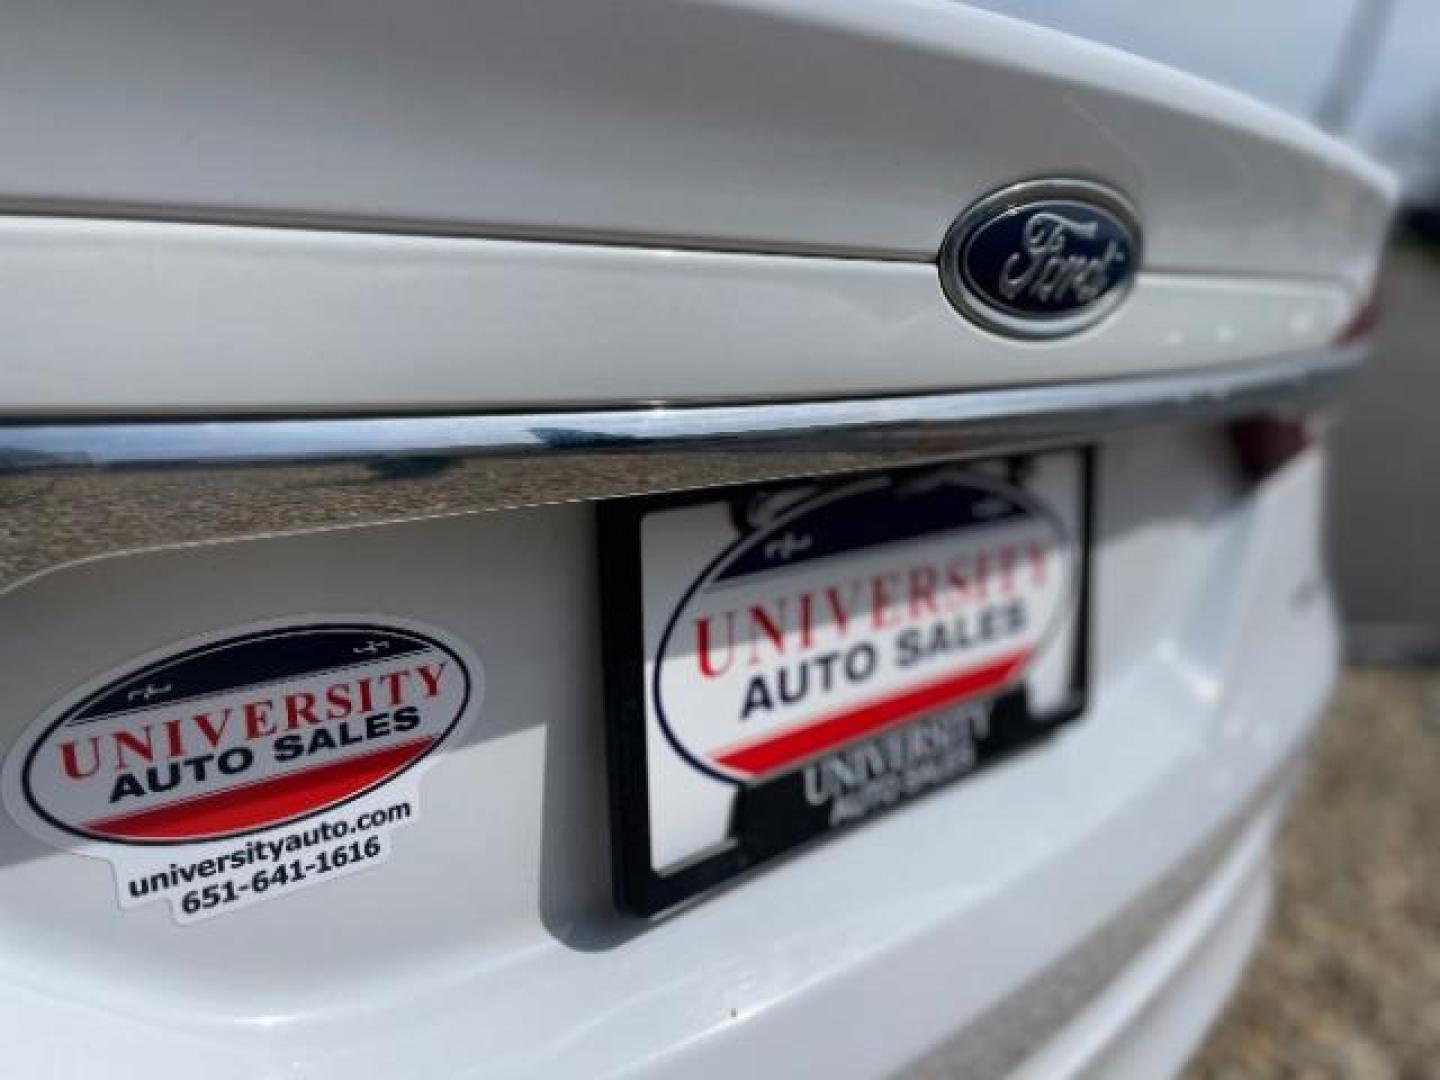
654, 470, 1074, 784
3, 618, 480, 923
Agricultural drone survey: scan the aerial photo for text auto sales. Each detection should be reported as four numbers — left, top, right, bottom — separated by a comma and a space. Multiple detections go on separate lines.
57, 660, 450, 806
692, 540, 1048, 721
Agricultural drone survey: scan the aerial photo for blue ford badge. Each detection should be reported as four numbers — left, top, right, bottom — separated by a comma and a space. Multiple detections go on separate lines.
940, 179, 1141, 339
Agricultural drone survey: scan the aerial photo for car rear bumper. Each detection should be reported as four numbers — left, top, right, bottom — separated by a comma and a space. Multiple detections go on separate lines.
0, 348, 1340, 1078
974, 772, 1281, 1080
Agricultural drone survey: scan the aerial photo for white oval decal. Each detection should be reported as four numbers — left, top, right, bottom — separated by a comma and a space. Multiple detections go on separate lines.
653, 471, 1075, 782
14, 621, 473, 845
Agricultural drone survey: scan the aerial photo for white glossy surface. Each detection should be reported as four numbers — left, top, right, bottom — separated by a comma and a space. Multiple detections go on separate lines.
0, 0, 1394, 290
0, 217, 1351, 414
0, 436, 1338, 1077
1009, 803, 1274, 1079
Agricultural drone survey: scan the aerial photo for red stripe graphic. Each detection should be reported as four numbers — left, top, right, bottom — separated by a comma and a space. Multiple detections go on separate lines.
85, 736, 437, 841
712, 648, 1031, 777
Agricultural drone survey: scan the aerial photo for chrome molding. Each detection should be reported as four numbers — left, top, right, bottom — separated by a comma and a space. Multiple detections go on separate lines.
0, 346, 1360, 594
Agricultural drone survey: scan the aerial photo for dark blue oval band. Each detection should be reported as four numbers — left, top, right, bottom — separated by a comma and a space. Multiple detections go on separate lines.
940, 179, 1141, 339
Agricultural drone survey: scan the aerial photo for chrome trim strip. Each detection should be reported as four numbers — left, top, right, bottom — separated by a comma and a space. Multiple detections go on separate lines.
0, 346, 1358, 593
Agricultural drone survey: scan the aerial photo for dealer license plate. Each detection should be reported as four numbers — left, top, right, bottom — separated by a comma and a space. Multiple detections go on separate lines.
598, 450, 1091, 916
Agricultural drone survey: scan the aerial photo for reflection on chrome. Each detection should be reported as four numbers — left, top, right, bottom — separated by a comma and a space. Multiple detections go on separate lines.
0, 345, 1357, 596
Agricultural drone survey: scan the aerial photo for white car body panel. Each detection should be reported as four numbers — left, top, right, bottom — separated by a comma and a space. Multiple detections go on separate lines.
0, 0, 1395, 416
0, 218, 1350, 414
0, 434, 1332, 1079
0, 0, 1395, 1077
0, 0, 1390, 287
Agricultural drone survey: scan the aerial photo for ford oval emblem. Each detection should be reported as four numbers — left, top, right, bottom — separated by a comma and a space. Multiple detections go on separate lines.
939, 179, 1141, 339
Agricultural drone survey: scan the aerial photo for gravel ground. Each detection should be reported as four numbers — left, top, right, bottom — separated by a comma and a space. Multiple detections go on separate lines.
1187, 667, 1440, 1078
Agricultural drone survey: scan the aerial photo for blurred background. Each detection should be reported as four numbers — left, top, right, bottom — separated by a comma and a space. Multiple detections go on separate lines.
961, 2, 1440, 1074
